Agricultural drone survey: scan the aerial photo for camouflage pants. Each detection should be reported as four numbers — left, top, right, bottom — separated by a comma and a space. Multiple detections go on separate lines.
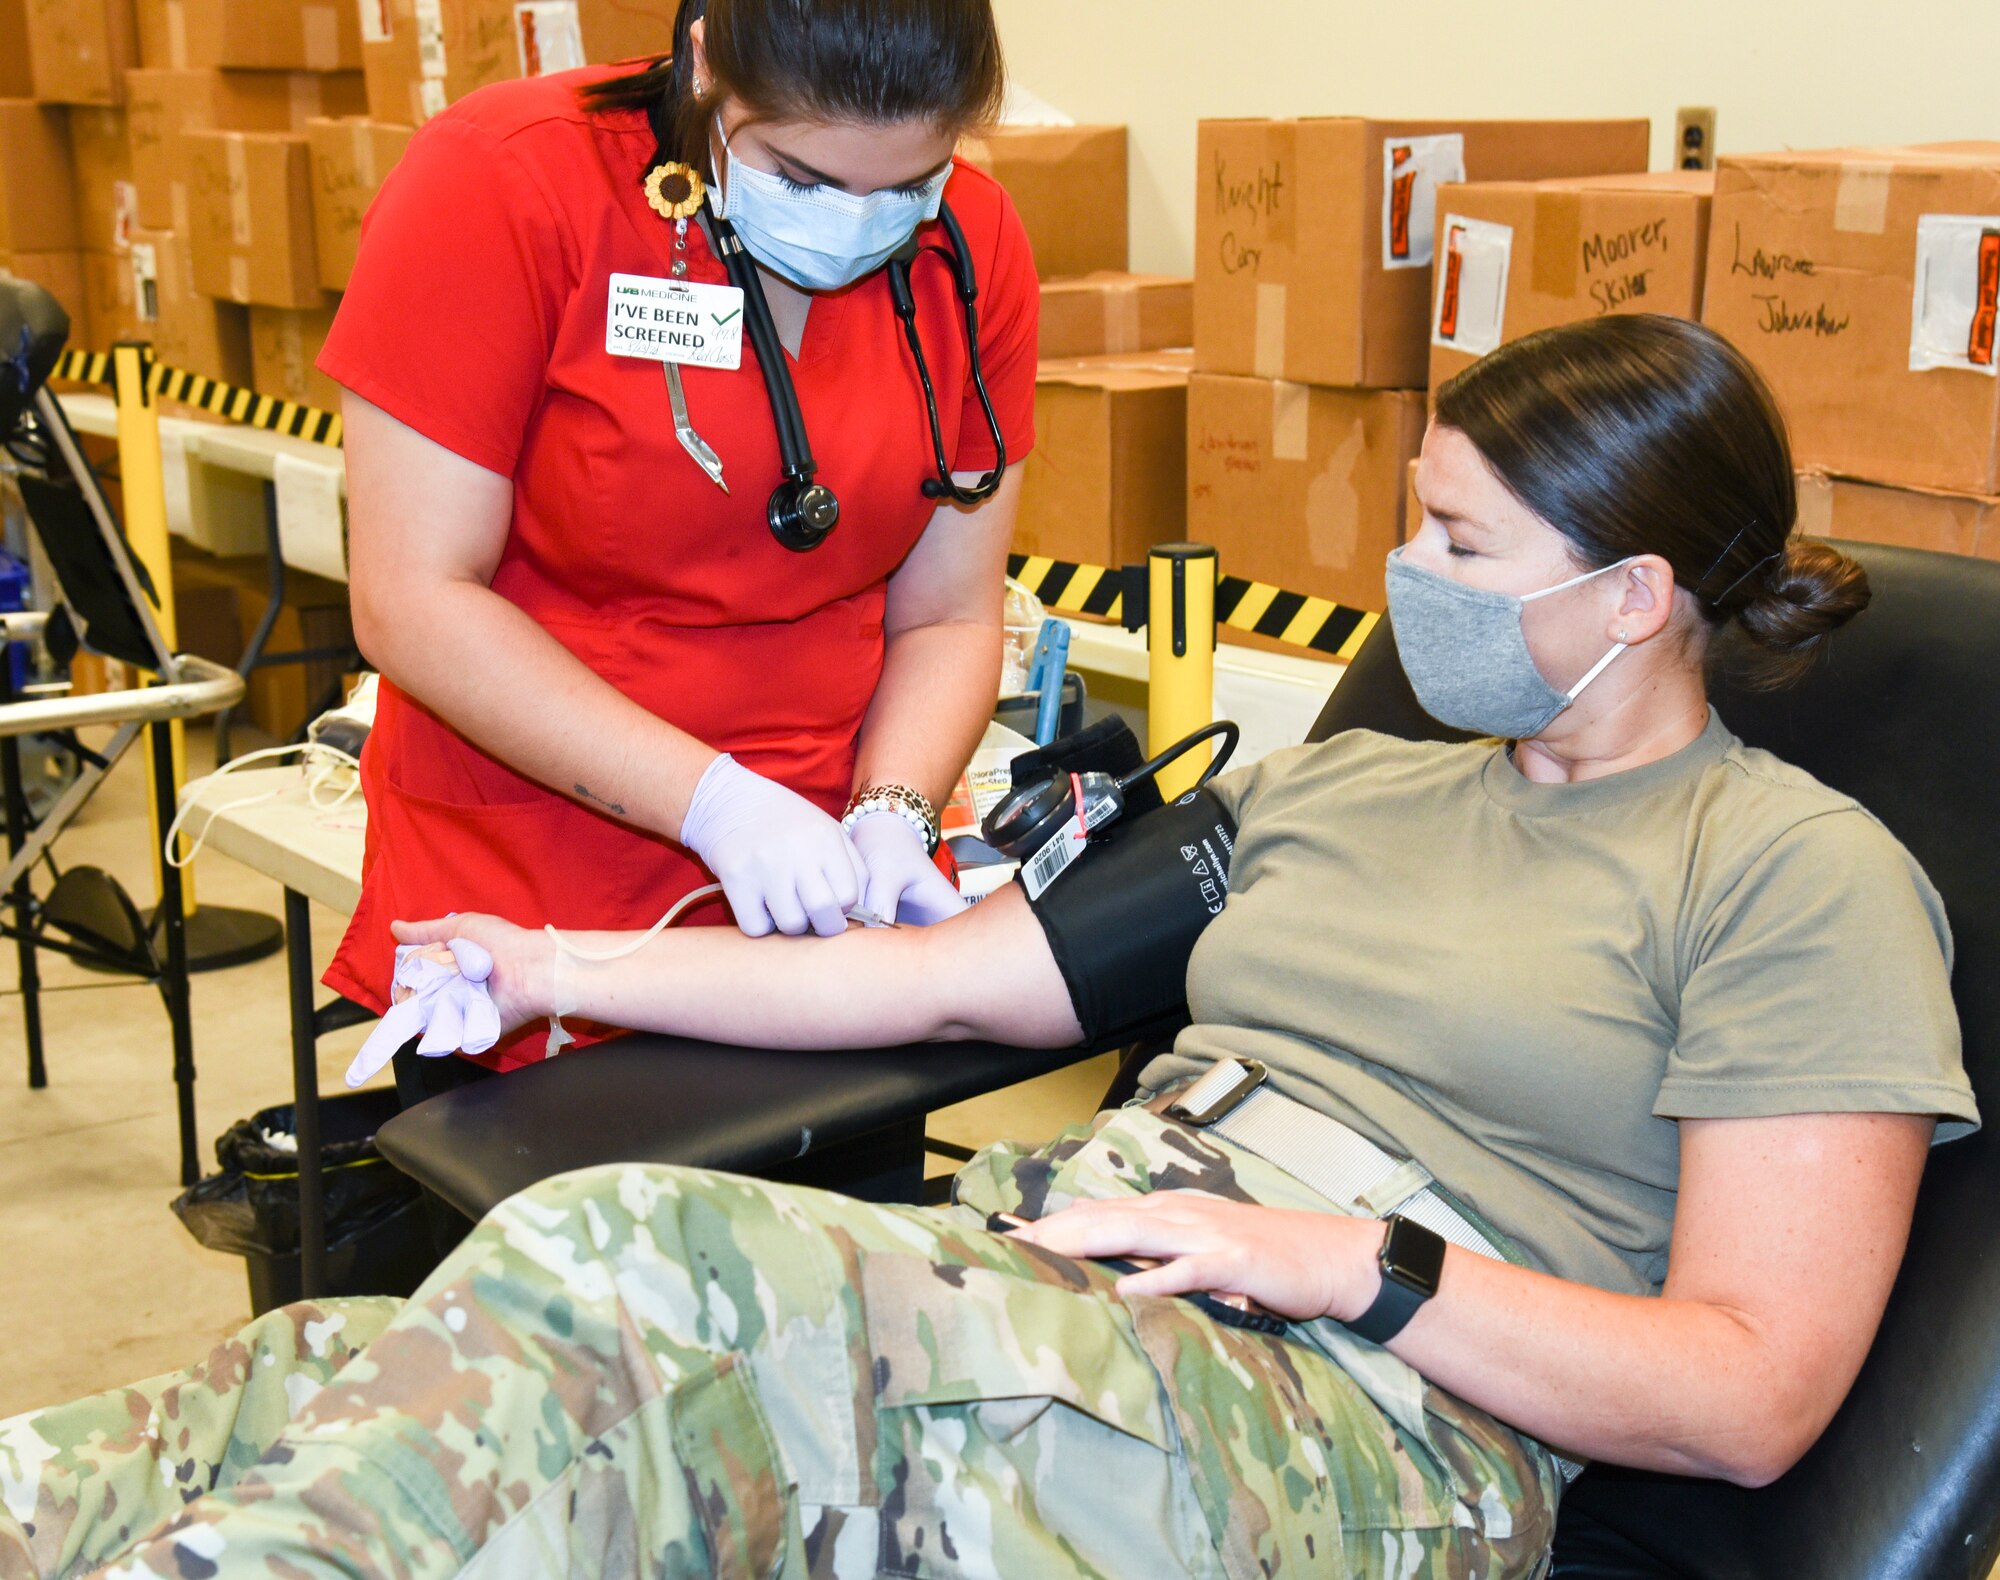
1, 1105, 1559, 1579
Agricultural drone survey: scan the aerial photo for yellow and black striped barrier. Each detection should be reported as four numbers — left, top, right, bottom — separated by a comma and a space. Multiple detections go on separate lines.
54, 347, 343, 448
1006, 552, 1380, 661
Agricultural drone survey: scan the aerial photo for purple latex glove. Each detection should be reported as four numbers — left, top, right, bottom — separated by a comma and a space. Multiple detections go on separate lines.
847, 810, 964, 925
343, 937, 502, 1088
678, 753, 868, 938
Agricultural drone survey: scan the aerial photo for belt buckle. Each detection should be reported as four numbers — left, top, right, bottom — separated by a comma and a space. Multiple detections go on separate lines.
1167, 1058, 1268, 1126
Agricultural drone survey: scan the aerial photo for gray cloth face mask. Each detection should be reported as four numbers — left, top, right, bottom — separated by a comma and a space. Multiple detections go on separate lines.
1384, 547, 1635, 739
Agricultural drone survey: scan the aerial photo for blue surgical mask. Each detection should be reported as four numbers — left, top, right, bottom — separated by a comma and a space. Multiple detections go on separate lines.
1384, 547, 1636, 739
710, 118, 949, 292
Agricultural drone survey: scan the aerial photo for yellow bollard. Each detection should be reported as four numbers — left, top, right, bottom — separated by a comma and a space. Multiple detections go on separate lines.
1146, 542, 1217, 800
111, 341, 194, 909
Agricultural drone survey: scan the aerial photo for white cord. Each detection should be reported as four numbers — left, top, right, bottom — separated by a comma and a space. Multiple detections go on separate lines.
161, 742, 363, 869
542, 882, 727, 962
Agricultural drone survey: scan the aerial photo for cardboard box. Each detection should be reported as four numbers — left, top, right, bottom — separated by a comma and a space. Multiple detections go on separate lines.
0, 251, 87, 335
1797, 471, 2000, 560
1702, 144, 2000, 496
1015, 358, 1187, 573
958, 125, 1127, 281
1039, 272, 1192, 361
26, 0, 139, 104
128, 224, 252, 383
0, 101, 81, 253
249, 301, 340, 410
1428, 170, 1713, 392
67, 105, 137, 253
306, 116, 411, 289
127, 68, 367, 230
137, 0, 360, 71
1194, 117, 1651, 389
80, 247, 143, 344
1187, 373, 1427, 639
183, 129, 325, 307
361, 0, 677, 127
0, 0, 34, 98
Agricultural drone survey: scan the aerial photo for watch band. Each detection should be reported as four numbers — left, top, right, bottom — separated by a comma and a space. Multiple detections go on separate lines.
1342, 1214, 1447, 1346
843, 783, 941, 856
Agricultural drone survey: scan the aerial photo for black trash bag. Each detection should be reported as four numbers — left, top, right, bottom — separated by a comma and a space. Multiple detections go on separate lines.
173, 1089, 434, 1314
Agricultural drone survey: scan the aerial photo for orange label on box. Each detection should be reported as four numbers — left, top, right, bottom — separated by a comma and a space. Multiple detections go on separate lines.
1970, 229, 1999, 368
1437, 225, 1465, 339
1389, 146, 1415, 262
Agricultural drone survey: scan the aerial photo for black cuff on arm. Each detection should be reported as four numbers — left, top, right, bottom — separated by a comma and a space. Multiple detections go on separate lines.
1019, 787, 1238, 1052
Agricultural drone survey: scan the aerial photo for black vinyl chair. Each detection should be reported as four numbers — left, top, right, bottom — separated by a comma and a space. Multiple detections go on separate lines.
379, 541, 2000, 1580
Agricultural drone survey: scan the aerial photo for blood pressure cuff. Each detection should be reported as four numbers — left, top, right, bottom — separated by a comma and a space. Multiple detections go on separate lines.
1022, 786, 1236, 1052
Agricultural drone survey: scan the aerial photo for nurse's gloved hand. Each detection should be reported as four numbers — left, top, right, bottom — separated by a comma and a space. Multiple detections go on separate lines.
848, 811, 965, 926
678, 753, 868, 938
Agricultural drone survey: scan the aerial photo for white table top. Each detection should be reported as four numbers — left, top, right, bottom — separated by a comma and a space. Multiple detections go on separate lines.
179, 766, 365, 915
58, 392, 349, 490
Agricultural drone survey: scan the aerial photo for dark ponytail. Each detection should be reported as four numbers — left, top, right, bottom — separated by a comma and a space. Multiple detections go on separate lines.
1433, 315, 1871, 691
578, 0, 1005, 182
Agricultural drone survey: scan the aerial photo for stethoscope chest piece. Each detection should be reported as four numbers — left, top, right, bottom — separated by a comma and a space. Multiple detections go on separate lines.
768, 480, 840, 552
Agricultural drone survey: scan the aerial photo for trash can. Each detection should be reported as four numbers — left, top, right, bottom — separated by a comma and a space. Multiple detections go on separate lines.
172, 1089, 435, 1316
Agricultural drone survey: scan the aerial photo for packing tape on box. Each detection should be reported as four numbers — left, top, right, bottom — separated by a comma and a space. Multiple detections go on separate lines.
1532, 191, 1583, 298
1005, 552, 1379, 660
1270, 379, 1310, 462
164, 0, 188, 69
1103, 282, 1143, 355
292, 74, 325, 124
303, 5, 342, 72
1795, 472, 1836, 538
53, 348, 346, 449
1835, 161, 1894, 236
1254, 282, 1287, 379
229, 255, 250, 303
353, 123, 378, 190
226, 137, 252, 248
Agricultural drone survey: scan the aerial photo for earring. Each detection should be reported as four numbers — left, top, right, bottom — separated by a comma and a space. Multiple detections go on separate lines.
1616, 629, 1629, 641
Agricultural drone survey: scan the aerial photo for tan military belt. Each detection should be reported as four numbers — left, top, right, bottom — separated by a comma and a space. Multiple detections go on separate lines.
1146, 1058, 1503, 1259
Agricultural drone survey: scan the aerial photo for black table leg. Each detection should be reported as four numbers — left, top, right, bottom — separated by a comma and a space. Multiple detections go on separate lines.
285, 887, 326, 1298
0, 662, 44, 1089
149, 719, 198, 1187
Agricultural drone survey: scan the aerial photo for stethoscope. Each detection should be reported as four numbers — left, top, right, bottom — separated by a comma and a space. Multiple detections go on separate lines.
699, 201, 1010, 553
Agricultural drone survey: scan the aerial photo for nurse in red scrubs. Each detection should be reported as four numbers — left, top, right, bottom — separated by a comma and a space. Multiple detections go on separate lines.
319, 0, 1036, 1080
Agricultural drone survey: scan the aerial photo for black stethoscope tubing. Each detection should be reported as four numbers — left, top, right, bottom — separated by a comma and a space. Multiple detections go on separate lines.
700, 201, 1010, 552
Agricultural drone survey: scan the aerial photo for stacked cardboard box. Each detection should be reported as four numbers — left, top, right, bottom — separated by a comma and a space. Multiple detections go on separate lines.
1, 0, 34, 99
1190, 117, 1650, 639
1039, 272, 1192, 361
0, 100, 81, 323
134, 0, 363, 73
182, 129, 327, 309
1703, 143, 2000, 555
25, 0, 139, 105
1019, 355, 1191, 570
305, 116, 412, 290
960, 125, 1128, 281
361, 0, 678, 126
1428, 170, 1713, 392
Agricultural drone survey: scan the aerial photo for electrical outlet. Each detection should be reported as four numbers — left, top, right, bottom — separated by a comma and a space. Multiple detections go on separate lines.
1674, 107, 1717, 172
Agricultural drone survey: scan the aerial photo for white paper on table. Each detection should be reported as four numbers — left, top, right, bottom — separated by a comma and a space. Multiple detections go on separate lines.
1431, 214, 1513, 356
1909, 214, 2000, 375
273, 452, 349, 582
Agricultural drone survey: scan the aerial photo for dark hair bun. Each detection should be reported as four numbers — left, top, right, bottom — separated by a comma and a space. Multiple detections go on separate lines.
1733, 538, 1872, 687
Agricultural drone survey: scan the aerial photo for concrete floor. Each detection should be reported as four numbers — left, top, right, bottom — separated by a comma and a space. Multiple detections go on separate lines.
0, 721, 1116, 1420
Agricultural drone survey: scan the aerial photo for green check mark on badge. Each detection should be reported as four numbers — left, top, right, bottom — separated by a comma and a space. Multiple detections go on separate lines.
711, 307, 743, 328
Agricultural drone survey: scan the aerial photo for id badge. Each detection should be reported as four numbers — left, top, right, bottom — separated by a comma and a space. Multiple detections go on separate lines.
606, 273, 744, 370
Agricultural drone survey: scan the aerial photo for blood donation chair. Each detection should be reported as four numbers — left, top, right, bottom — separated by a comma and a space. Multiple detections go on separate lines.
379, 541, 2000, 1580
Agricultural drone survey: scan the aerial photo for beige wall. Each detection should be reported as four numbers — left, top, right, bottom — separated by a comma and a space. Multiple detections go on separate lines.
991, 0, 2000, 275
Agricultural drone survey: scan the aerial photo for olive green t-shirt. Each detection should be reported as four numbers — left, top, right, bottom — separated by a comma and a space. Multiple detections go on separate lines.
1143, 709, 1976, 1297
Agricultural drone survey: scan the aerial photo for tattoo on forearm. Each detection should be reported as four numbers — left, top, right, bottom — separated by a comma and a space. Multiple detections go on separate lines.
574, 784, 627, 816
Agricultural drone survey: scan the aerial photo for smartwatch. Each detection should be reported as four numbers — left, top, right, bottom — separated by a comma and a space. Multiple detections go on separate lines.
1342, 1214, 1447, 1345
